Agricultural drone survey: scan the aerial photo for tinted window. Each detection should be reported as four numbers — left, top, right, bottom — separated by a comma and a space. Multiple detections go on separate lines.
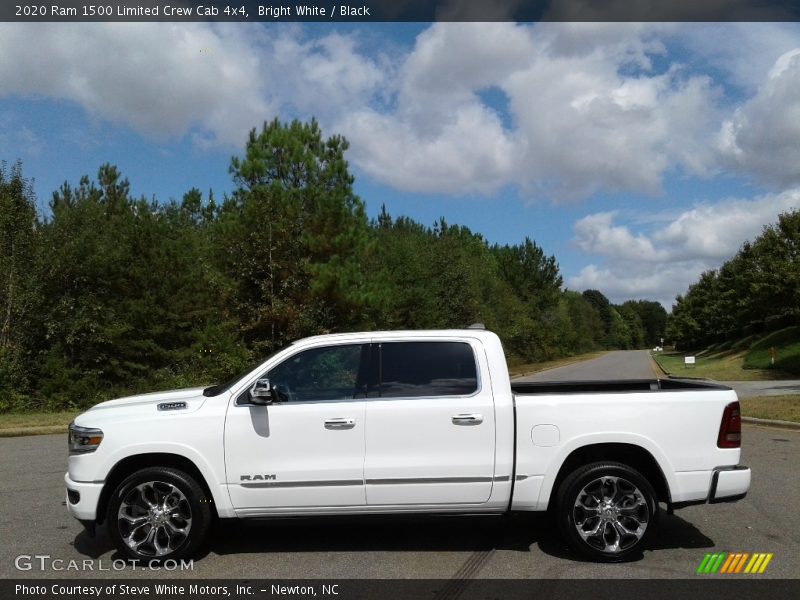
267, 344, 368, 402
380, 342, 478, 398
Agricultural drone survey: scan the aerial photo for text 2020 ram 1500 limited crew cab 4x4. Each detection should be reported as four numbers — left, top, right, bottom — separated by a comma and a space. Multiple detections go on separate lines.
65, 329, 750, 562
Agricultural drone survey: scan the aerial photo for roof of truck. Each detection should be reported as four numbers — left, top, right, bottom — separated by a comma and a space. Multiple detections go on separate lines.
294, 327, 497, 345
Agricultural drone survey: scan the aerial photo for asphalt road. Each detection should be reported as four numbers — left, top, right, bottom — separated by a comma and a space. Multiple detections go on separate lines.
720, 380, 800, 398
515, 350, 661, 382
514, 351, 800, 399
1, 414, 797, 578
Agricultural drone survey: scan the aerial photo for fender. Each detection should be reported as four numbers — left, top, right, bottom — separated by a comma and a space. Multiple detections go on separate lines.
99, 442, 235, 518
533, 431, 677, 511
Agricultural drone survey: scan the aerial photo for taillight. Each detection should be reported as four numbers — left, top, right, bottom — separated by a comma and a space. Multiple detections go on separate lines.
718, 402, 741, 448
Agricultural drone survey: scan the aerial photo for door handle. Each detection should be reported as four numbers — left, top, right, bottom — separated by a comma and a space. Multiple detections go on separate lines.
324, 418, 356, 429
452, 413, 483, 425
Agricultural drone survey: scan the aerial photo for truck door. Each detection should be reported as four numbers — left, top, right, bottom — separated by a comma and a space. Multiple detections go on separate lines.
364, 339, 496, 506
224, 343, 371, 513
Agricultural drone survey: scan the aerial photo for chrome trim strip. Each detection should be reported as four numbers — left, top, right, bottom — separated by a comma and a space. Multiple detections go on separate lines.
240, 479, 363, 489
366, 476, 494, 485
235, 503, 488, 515
241, 475, 505, 489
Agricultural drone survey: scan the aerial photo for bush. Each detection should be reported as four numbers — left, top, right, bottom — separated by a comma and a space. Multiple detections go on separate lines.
0, 390, 38, 413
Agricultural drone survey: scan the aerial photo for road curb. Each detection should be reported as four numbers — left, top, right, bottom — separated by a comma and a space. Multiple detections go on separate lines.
650, 354, 715, 381
648, 353, 665, 379
742, 416, 800, 431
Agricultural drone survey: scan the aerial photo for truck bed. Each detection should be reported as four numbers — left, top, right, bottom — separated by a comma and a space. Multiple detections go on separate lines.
510, 378, 731, 395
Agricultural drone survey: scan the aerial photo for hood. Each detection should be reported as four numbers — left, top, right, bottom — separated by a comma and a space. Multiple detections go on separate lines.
74, 387, 210, 427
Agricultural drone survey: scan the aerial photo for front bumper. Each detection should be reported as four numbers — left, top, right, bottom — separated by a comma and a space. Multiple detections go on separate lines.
64, 473, 103, 521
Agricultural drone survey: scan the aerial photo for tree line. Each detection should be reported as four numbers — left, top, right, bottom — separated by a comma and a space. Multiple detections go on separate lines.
0, 119, 666, 412
667, 209, 800, 350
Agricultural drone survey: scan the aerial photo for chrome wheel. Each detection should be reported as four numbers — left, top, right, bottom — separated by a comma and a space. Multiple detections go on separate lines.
117, 480, 192, 557
573, 475, 649, 553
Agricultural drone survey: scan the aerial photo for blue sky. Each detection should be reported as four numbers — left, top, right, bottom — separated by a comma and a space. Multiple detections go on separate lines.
1, 22, 799, 307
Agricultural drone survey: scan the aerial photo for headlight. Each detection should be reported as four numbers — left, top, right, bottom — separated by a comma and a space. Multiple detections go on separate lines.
68, 422, 104, 454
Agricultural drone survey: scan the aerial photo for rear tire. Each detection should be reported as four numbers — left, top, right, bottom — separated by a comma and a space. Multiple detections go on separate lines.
107, 466, 211, 562
556, 462, 658, 562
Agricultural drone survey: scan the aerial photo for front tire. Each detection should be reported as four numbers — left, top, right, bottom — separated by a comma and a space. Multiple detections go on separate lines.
107, 466, 211, 562
556, 462, 658, 562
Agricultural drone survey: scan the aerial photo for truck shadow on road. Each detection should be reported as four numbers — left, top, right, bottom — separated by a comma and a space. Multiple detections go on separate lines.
75, 513, 714, 561
73, 512, 714, 563
536, 513, 716, 562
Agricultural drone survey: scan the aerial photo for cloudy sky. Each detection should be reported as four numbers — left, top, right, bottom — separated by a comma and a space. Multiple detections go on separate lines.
1, 21, 799, 307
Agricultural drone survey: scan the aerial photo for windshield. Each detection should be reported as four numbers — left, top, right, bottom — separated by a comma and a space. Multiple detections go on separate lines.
202, 346, 287, 397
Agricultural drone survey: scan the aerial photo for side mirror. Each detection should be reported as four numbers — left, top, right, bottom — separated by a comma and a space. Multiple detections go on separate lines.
249, 378, 275, 405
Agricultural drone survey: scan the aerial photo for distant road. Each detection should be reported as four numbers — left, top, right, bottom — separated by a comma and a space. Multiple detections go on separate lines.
719, 380, 800, 398
513, 351, 800, 397
513, 350, 660, 382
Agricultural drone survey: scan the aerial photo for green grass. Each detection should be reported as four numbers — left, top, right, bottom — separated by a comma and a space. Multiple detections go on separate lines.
743, 326, 800, 374
652, 351, 795, 381
508, 351, 608, 378
0, 410, 80, 437
741, 395, 800, 423
654, 326, 800, 380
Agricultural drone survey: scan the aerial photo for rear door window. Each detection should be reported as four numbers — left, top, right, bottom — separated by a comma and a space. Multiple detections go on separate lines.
379, 342, 478, 398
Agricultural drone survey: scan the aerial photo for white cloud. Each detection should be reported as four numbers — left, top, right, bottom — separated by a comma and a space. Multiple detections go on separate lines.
339, 22, 530, 195
653, 193, 798, 260
675, 23, 800, 91
503, 31, 719, 199
568, 262, 710, 309
341, 103, 518, 195
1, 22, 800, 201
342, 22, 800, 199
265, 31, 388, 121
0, 23, 272, 148
341, 22, 724, 200
717, 48, 800, 188
343, 23, 724, 199
573, 212, 666, 261
568, 189, 800, 307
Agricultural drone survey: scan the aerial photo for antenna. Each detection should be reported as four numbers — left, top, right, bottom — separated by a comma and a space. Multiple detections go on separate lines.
467, 323, 486, 330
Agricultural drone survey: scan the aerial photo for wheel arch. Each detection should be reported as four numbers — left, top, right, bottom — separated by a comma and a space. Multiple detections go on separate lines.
544, 442, 671, 512
96, 453, 218, 525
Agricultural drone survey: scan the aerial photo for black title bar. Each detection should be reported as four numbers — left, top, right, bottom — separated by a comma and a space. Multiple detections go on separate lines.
4, 579, 799, 600
4, 0, 800, 22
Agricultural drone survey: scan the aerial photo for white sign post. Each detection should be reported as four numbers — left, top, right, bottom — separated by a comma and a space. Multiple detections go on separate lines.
684, 356, 696, 368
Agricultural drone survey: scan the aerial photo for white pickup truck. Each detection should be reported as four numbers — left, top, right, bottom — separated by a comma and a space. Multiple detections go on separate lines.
65, 328, 750, 562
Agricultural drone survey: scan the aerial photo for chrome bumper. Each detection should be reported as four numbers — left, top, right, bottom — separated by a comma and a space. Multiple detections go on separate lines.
709, 465, 751, 503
